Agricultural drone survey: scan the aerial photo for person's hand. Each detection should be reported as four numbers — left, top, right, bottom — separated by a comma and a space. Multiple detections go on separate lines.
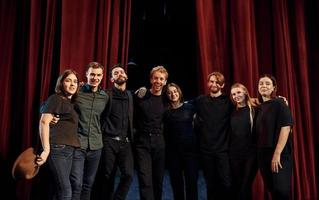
36, 150, 49, 166
278, 96, 288, 106
271, 152, 282, 173
135, 87, 147, 98
50, 115, 60, 125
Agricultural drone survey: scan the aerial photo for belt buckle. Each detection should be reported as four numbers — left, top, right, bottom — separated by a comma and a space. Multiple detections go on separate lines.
112, 136, 121, 141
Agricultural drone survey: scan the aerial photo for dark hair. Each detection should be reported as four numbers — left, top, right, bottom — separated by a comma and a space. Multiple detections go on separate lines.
166, 83, 184, 104
86, 62, 104, 72
109, 63, 126, 78
55, 69, 79, 98
257, 74, 277, 103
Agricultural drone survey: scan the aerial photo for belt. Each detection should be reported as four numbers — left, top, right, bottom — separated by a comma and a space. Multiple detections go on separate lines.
110, 136, 130, 142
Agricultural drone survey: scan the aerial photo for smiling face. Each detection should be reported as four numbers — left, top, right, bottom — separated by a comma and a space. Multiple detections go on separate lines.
63, 73, 78, 97
167, 85, 180, 103
207, 75, 224, 96
258, 76, 276, 99
86, 67, 103, 89
231, 86, 247, 107
150, 71, 167, 95
111, 67, 128, 85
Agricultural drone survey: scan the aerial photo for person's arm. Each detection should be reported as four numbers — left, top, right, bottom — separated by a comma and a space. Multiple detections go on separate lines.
36, 113, 54, 166
271, 126, 291, 173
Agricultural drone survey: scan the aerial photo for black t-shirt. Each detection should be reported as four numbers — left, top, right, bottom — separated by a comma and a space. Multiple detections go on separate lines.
134, 90, 167, 134
229, 106, 256, 156
41, 94, 80, 147
256, 98, 293, 154
164, 102, 196, 144
194, 94, 234, 153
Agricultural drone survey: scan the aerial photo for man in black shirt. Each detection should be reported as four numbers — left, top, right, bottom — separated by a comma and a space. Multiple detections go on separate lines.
194, 72, 234, 200
133, 66, 168, 200
100, 64, 134, 200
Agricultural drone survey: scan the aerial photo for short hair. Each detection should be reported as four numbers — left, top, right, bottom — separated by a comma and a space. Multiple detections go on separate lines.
55, 69, 79, 96
150, 65, 168, 79
207, 72, 225, 86
166, 82, 184, 103
257, 74, 277, 103
109, 63, 126, 78
86, 62, 104, 72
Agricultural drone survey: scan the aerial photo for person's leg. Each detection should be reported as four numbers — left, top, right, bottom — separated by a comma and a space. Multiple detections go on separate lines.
114, 142, 134, 200
184, 151, 199, 200
201, 153, 216, 200
239, 152, 258, 200
272, 154, 292, 200
167, 148, 185, 200
48, 144, 74, 200
215, 152, 232, 200
80, 149, 102, 200
134, 136, 154, 200
70, 148, 86, 200
100, 138, 118, 200
151, 135, 165, 200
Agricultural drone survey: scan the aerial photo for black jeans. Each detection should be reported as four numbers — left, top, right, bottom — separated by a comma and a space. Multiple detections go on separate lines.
101, 137, 134, 200
201, 151, 232, 200
134, 133, 166, 200
167, 142, 199, 200
229, 150, 258, 200
258, 148, 292, 200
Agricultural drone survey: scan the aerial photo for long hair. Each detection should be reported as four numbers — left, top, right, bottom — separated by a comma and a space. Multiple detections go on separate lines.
230, 83, 256, 132
166, 83, 184, 106
257, 74, 277, 103
55, 69, 79, 100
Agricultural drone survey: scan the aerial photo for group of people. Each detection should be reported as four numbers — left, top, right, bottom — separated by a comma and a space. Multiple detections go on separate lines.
36, 62, 293, 200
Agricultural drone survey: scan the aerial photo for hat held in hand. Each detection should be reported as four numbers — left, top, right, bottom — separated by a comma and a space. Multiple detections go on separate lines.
12, 147, 40, 180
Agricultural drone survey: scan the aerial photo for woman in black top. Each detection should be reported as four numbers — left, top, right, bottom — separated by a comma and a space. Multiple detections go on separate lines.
229, 83, 258, 200
164, 83, 198, 200
256, 74, 293, 200
37, 69, 80, 200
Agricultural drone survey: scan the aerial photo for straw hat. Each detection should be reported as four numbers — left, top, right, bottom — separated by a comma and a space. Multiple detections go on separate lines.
12, 147, 40, 180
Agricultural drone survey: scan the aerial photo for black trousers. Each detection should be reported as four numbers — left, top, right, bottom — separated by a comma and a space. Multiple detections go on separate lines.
101, 138, 134, 200
201, 151, 232, 200
229, 150, 258, 200
167, 142, 199, 200
134, 133, 165, 200
258, 148, 292, 200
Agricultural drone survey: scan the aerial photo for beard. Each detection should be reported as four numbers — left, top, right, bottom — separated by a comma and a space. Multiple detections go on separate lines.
114, 77, 127, 85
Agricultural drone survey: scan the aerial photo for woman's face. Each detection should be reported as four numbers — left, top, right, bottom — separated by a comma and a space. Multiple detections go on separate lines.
231, 87, 246, 105
63, 73, 78, 96
167, 86, 180, 103
258, 77, 275, 98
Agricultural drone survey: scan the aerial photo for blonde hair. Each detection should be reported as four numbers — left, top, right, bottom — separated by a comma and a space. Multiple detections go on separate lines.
230, 83, 256, 132
150, 65, 168, 80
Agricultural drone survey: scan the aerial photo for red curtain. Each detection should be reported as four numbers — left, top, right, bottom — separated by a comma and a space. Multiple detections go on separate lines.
195, 0, 318, 199
0, 0, 131, 199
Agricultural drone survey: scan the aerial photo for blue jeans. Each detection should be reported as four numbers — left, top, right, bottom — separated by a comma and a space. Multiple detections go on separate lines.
70, 148, 102, 200
48, 144, 75, 200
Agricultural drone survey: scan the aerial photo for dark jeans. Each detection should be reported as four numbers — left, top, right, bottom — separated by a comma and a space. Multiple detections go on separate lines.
167, 142, 199, 200
101, 137, 134, 200
201, 151, 232, 200
70, 148, 102, 200
134, 133, 166, 200
47, 144, 75, 200
258, 148, 292, 200
229, 150, 258, 200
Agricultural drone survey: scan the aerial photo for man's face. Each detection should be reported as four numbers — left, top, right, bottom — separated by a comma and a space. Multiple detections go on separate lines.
111, 67, 128, 85
207, 75, 224, 94
150, 71, 167, 94
86, 67, 103, 88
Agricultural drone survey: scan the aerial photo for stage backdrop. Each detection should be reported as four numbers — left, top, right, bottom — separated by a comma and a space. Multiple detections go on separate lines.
0, 0, 131, 199
0, 0, 318, 200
